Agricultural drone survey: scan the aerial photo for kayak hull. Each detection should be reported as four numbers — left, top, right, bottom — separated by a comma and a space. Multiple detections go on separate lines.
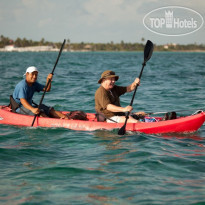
0, 106, 205, 134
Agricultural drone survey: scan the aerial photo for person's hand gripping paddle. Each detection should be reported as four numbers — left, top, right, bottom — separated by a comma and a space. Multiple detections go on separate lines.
118, 40, 154, 135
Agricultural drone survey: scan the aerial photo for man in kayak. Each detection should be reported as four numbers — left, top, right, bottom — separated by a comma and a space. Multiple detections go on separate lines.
95, 70, 145, 123
12, 66, 68, 119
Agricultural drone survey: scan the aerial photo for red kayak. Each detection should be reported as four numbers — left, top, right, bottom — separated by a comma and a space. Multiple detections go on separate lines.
0, 105, 204, 134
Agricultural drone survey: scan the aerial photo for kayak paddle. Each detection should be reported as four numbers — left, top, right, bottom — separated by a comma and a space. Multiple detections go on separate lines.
118, 40, 154, 135
31, 39, 66, 126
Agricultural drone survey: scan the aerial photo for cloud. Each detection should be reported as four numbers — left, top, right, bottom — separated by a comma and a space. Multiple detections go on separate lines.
0, 0, 204, 44
21, 0, 37, 7
79, 0, 141, 25
38, 18, 53, 28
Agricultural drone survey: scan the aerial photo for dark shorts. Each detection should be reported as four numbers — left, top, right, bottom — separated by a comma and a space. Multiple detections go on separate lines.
16, 104, 52, 117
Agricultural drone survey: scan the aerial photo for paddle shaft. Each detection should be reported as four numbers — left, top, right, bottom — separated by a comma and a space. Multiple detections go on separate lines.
129, 62, 146, 106
118, 40, 154, 135
31, 39, 66, 126
123, 62, 146, 126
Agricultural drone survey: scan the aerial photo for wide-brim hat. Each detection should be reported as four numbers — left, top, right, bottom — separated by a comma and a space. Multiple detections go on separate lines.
98, 70, 119, 84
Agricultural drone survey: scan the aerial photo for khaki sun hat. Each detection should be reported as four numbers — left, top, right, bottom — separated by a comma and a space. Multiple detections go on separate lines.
98, 70, 119, 84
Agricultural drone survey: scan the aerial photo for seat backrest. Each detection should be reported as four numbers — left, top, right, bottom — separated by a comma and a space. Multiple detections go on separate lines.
9, 95, 19, 112
96, 112, 106, 122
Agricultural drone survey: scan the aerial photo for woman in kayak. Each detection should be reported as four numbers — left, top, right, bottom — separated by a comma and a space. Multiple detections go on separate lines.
12, 66, 68, 119
95, 70, 145, 123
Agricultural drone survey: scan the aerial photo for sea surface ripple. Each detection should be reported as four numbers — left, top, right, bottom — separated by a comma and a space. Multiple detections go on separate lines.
0, 51, 205, 204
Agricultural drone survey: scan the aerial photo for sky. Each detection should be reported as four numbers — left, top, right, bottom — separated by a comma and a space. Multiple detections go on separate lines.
0, 0, 204, 45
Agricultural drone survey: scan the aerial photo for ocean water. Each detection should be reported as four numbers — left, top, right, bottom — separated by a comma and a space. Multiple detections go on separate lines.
0, 51, 205, 205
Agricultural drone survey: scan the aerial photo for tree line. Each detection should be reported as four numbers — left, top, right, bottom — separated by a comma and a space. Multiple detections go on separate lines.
0, 35, 204, 51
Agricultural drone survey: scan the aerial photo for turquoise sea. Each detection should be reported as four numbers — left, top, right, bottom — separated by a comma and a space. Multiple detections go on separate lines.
0, 50, 205, 204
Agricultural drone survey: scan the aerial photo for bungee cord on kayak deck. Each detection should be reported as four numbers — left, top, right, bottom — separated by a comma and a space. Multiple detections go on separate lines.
147, 108, 205, 115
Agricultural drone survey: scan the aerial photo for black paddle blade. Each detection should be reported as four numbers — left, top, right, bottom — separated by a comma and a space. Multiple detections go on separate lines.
118, 40, 154, 136
118, 124, 126, 135
144, 40, 154, 63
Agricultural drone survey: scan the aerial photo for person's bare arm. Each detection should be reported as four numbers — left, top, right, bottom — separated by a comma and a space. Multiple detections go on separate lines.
127, 78, 140, 92
43, 73, 53, 92
20, 98, 40, 115
107, 104, 133, 113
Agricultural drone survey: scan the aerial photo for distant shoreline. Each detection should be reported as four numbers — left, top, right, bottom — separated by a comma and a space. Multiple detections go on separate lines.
0, 49, 204, 53
1, 35, 205, 52
0, 45, 205, 53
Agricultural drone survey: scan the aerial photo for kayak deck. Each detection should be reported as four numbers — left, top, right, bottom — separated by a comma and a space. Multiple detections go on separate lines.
0, 106, 205, 134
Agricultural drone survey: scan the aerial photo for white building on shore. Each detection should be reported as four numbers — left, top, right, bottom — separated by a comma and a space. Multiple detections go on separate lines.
0, 45, 60, 52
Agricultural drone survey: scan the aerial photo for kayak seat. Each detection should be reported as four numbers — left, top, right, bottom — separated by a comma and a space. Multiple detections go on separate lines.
96, 112, 106, 122
162, 112, 177, 120
162, 113, 169, 121
169, 112, 177, 120
9, 96, 41, 114
9, 95, 19, 113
